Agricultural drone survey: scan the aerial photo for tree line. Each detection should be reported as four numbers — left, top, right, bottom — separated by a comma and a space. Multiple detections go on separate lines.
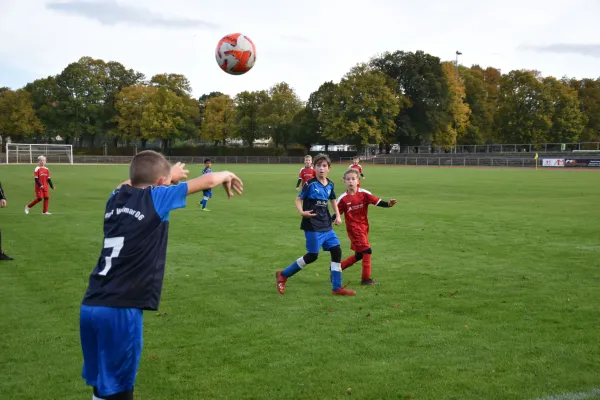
1, 51, 599, 153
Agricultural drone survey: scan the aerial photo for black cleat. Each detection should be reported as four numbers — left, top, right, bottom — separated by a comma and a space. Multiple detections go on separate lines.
0, 252, 14, 261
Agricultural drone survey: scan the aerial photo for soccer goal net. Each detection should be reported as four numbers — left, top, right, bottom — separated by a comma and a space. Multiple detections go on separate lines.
5, 143, 74, 164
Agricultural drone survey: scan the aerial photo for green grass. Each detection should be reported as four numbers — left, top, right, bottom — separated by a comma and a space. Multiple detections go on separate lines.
1, 164, 599, 400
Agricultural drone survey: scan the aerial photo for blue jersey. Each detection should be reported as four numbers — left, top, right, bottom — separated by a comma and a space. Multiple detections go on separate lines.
81, 183, 188, 311
202, 168, 212, 175
298, 177, 336, 232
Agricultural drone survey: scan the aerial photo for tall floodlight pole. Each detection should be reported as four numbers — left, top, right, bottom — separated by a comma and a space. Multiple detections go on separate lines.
455, 50, 462, 81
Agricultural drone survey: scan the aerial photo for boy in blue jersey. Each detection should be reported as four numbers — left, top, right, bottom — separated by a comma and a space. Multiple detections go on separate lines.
79, 150, 243, 400
276, 153, 356, 296
199, 158, 212, 211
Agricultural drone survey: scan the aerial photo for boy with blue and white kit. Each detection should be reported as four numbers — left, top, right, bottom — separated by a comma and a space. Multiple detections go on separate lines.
79, 150, 243, 400
200, 158, 212, 211
276, 153, 356, 296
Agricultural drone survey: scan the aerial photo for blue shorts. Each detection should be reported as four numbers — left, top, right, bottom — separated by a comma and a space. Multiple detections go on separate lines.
79, 305, 143, 396
305, 230, 340, 253
203, 189, 212, 197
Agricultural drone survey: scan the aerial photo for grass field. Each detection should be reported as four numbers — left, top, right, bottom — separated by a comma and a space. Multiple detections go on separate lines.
1, 163, 599, 400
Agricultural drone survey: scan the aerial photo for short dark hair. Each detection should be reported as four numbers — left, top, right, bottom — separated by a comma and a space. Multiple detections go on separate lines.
204, 158, 211, 164
312, 153, 331, 167
129, 150, 171, 186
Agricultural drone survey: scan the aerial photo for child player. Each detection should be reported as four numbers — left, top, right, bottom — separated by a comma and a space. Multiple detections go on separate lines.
276, 153, 356, 296
199, 158, 212, 211
349, 156, 365, 181
296, 155, 316, 191
337, 168, 397, 285
25, 155, 55, 215
79, 150, 243, 400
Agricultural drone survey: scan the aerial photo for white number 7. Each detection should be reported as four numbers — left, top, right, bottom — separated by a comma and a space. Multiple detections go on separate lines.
99, 236, 125, 276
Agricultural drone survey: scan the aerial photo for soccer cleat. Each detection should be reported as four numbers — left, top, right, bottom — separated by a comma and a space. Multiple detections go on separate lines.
276, 270, 287, 294
24, 206, 30, 215
202, 209, 210, 212
42, 212, 52, 215
361, 279, 380, 286
0, 253, 13, 261
332, 284, 356, 296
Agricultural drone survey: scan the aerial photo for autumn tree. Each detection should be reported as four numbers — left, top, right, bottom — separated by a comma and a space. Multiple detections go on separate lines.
234, 90, 269, 147
543, 77, 586, 143
495, 70, 554, 144
567, 78, 600, 143
319, 63, 401, 152
436, 61, 471, 149
370, 50, 451, 146
0, 89, 44, 146
201, 94, 237, 146
260, 82, 303, 149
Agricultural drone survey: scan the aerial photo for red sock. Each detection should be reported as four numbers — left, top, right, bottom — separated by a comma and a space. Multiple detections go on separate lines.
27, 199, 41, 208
43, 199, 49, 213
361, 253, 372, 281
341, 255, 357, 270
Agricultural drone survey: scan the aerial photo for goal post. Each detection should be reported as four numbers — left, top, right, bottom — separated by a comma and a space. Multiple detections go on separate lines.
5, 143, 74, 164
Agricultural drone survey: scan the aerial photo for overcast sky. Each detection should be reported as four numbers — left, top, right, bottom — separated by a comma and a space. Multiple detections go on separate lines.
1, 0, 599, 101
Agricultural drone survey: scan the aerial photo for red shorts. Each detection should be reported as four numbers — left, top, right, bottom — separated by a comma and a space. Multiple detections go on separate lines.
36, 189, 50, 199
347, 229, 370, 253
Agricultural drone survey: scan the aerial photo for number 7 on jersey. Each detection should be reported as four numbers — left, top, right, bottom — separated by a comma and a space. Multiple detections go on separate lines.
99, 236, 124, 276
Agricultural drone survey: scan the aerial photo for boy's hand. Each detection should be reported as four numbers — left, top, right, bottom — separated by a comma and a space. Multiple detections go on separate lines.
300, 210, 317, 218
1, 199, 6, 208
222, 173, 244, 199
296, 187, 301, 192
389, 199, 397, 207
171, 162, 189, 184
334, 214, 342, 225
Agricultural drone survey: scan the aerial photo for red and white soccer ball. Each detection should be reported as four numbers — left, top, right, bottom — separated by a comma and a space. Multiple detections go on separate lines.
215, 33, 256, 75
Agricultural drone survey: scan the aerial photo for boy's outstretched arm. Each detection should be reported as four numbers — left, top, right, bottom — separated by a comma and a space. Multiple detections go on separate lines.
376, 199, 397, 208
186, 171, 243, 198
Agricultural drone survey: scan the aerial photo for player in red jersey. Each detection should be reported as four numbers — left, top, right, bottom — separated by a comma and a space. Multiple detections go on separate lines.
336, 168, 397, 285
296, 155, 316, 191
25, 155, 55, 215
346, 156, 365, 188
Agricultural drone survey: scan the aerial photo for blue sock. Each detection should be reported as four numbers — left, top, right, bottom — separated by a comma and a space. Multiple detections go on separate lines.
282, 257, 306, 278
330, 262, 342, 290
201, 199, 207, 209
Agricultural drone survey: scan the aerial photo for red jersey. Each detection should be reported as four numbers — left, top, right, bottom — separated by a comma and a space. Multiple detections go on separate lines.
34, 166, 51, 189
337, 189, 381, 234
349, 164, 363, 175
298, 167, 316, 186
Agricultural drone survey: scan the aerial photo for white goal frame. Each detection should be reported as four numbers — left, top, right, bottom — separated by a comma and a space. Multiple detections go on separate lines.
5, 143, 74, 164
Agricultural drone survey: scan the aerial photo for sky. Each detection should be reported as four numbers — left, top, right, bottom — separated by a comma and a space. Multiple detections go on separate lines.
1, 0, 599, 101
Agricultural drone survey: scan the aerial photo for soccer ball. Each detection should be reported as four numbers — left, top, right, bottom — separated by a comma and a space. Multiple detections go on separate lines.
215, 33, 256, 75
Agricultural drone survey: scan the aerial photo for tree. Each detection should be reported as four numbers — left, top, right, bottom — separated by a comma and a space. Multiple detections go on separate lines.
319, 63, 401, 151
54, 57, 111, 146
459, 66, 496, 145
495, 70, 554, 144
150, 73, 200, 142
24, 76, 62, 141
0, 89, 44, 146
113, 84, 187, 149
302, 81, 337, 151
201, 94, 237, 146
234, 90, 269, 147
543, 77, 586, 143
567, 78, 600, 143
435, 62, 471, 149
112, 84, 156, 147
150, 73, 192, 97
370, 50, 451, 146
260, 82, 303, 149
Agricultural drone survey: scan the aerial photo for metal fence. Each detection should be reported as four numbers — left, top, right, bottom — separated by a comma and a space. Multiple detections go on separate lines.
1, 154, 548, 168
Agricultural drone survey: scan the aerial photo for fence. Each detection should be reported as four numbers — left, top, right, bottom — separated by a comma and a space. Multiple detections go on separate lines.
3, 154, 599, 168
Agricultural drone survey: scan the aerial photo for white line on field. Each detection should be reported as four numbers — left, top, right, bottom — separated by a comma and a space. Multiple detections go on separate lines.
535, 388, 600, 400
